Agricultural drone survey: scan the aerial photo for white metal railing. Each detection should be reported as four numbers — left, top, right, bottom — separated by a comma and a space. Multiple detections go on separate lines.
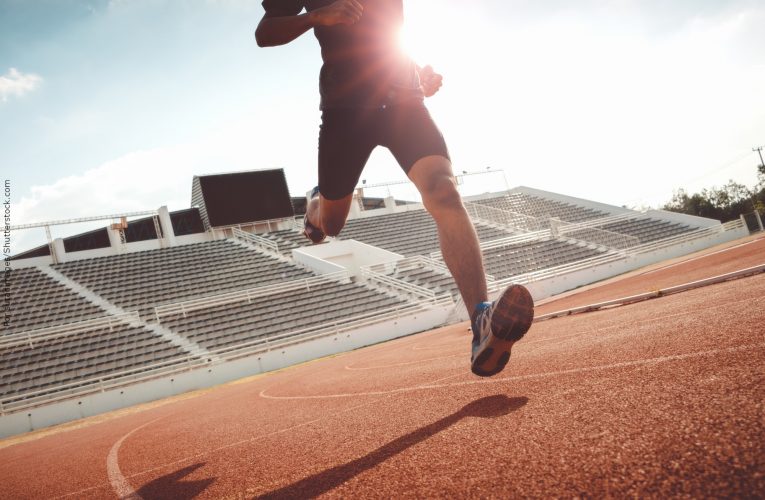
491, 251, 626, 290
153, 271, 351, 322
0, 312, 141, 350
208, 295, 453, 360
722, 219, 746, 232
555, 213, 636, 232
627, 223, 737, 256
557, 223, 641, 250
429, 231, 551, 263
395, 255, 451, 276
0, 294, 453, 414
464, 201, 547, 233
232, 227, 280, 254
361, 266, 437, 300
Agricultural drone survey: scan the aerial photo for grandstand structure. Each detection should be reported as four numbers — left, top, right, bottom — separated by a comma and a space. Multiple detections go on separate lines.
0, 170, 750, 437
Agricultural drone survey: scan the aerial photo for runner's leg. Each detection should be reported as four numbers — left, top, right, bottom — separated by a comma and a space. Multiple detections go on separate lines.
306, 193, 354, 237
407, 155, 489, 314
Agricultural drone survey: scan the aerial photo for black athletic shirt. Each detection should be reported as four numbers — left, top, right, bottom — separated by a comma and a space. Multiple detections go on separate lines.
261, 0, 424, 109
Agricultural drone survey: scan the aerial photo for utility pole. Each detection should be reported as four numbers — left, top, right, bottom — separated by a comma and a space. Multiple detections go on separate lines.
755, 145, 765, 167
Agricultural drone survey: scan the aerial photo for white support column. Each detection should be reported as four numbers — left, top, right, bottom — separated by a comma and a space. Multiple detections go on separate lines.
106, 227, 123, 252
349, 193, 362, 218
157, 206, 177, 247
384, 196, 396, 211
755, 211, 764, 232
52, 238, 66, 264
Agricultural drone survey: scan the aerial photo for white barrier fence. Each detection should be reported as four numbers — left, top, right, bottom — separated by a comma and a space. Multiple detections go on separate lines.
232, 227, 280, 254
555, 220, 641, 250
154, 271, 351, 322
0, 312, 141, 350
360, 266, 437, 300
463, 201, 546, 233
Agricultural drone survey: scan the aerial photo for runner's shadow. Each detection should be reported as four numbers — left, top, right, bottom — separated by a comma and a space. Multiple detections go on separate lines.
257, 394, 528, 499
136, 462, 215, 500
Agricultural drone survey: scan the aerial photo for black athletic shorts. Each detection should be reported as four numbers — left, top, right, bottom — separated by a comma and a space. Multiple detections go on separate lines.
318, 101, 450, 200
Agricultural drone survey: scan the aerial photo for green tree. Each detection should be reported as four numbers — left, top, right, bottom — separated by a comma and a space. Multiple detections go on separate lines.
663, 165, 764, 222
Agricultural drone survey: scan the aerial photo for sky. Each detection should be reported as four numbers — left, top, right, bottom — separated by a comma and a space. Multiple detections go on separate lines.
2, 0, 764, 252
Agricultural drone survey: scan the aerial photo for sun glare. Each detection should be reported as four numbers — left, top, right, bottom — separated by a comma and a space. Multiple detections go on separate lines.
399, 1, 449, 67
399, 2, 488, 79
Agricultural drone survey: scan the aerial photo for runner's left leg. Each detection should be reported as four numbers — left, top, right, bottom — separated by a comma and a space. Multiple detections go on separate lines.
306, 192, 354, 237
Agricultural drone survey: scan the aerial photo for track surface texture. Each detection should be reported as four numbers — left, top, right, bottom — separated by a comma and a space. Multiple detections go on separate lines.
2, 235, 764, 498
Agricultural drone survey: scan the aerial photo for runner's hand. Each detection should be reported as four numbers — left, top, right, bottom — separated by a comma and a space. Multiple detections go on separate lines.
419, 65, 443, 97
310, 0, 364, 26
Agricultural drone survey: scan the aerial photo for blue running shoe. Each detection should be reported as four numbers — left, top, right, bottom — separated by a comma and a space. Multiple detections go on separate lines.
303, 186, 326, 244
470, 284, 534, 377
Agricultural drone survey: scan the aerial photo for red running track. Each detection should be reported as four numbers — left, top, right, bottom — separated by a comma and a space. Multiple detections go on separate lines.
1, 235, 764, 498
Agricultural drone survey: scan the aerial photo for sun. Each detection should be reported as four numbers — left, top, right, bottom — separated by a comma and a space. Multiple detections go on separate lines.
398, 1, 447, 66
398, 1, 475, 74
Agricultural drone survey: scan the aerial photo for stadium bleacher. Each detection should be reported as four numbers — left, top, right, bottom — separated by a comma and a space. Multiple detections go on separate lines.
260, 208, 512, 257
482, 238, 608, 279
3, 184, 735, 420
337, 209, 511, 257
4, 267, 107, 335
475, 192, 607, 224
160, 280, 410, 351
0, 323, 190, 400
600, 217, 692, 243
52, 240, 314, 320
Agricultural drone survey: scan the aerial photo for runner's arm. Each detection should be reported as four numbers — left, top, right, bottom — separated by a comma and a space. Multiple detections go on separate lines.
255, 0, 364, 48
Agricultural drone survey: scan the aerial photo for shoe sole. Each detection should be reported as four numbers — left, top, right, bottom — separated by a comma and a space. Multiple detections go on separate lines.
471, 285, 534, 377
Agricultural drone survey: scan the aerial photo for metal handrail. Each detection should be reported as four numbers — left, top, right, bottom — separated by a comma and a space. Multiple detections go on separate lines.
232, 227, 280, 254
463, 201, 546, 233
0, 312, 141, 350
361, 267, 437, 299
154, 271, 351, 322
557, 224, 641, 250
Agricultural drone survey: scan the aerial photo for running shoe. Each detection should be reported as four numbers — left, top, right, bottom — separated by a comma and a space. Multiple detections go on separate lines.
303, 186, 326, 244
470, 284, 534, 377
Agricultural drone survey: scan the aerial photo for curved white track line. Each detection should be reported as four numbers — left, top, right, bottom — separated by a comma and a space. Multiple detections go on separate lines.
344, 353, 461, 370
122, 371, 463, 482
260, 343, 765, 400
107, 418, 163, 500
412, 341, 464, 351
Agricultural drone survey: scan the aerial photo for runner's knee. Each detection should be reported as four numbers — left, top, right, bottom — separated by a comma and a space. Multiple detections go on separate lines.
421, 175, 462, 213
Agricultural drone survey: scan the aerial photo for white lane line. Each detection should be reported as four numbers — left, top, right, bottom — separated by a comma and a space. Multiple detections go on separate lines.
259, 343, 765, 400
106, 418, 163, 500
344, 352, 461, 370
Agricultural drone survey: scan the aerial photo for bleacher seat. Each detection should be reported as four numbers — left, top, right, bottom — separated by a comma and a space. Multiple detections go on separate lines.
160, 280, 410, 350
0, 324, 190, 399
3, 267, 107, 335
53, 240, 315, 319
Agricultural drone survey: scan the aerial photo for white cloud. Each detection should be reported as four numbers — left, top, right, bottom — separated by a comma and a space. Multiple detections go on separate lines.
10, 108, 320, 253
0, 68, 42, 102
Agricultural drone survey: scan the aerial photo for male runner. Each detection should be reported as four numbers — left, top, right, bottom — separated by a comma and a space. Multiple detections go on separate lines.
256, 0, 534, 376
